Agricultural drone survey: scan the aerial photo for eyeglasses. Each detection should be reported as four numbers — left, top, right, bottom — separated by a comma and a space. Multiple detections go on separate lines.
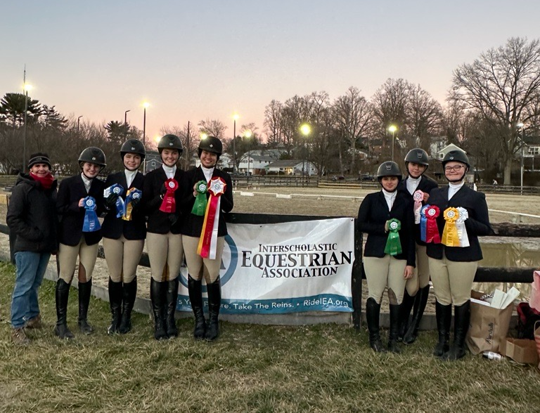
444, 165, 465, 172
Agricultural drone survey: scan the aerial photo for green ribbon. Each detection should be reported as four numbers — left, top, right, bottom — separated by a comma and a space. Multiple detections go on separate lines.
191, 180, 208, 216
384, 218, 402, 256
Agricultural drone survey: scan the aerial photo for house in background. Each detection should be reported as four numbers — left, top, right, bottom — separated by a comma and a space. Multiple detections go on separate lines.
266, 159, 317, 176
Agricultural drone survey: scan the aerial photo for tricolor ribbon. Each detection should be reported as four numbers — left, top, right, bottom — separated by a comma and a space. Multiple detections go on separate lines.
123, 188, 142, 221
442, 207, 460, 246
104, 183, 125, 218
413, 190, 424, 224
82, 196, 101, 232
424, 205, 441, 244
159, 178, 179, 213
420, 204, 429, 242
191, 180, 208, 216
384, 218, 402, 256
455, 207, 470, 247
197, 177, 226, 259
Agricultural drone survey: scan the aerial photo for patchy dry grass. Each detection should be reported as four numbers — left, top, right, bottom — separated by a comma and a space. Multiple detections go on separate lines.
1, 261, 539, 413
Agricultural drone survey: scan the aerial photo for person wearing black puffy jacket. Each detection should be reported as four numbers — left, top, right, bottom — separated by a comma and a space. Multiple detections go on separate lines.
7, 153, 58, 345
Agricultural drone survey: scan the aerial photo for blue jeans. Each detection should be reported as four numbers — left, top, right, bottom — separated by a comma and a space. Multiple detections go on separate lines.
11, 251, 51, 328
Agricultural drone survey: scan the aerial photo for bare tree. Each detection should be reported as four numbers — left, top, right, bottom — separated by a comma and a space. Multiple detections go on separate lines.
263, 100, 283, 147
197, 119, 227, 139
452, 37, 540, 184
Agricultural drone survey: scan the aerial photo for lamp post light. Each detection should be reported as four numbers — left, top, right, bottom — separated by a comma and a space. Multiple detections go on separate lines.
142, 102, 149, 146
22, 83, 32, 173
517, 122, 525, 195
77, 115, 83, 134
243, 130, 253, 188
388, 124, 397, 162
232, 113, 239, 173
124, 109, 130, 125
300, 123, 311, 187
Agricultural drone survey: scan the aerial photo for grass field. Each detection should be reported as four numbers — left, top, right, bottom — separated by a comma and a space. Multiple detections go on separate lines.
1, 261, 540, 413
1, 187, 540, 412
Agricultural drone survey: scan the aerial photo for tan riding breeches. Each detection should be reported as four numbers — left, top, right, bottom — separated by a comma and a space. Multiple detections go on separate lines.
58, 239, 99, 283
182, 235, 224, 283
363, 255, 407, 305
103, 236, 144, 283
405, 244, 430, 296
146, 232, 183, 282
428, 255, 478, 306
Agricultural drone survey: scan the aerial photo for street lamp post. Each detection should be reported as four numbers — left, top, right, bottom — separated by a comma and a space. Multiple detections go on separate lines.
22, 84, 32, 173
300, 123, 311, 187
232, 113, 239, 173
243, 130, 252, 188
388, 125, 397, 162
125, 109, 130, 125
142, 102, 149, 146
517, 123, 525, 195
77, 115, 83, 134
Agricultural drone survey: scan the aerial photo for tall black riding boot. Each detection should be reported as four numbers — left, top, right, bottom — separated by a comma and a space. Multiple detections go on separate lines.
205, 279, 221, 341
54, 279, 74, 339
388, 304, 402, 353
403, 285, 430, 345
151, 279, 167, 340
78, 279, 94, 334
119, 278, 137, 334
166, 278, 179, 338
188, 275, 206, 340
398, 291, 415, 342
107, 278, 123, 335
444, 300, 471, 361
366, 297, 386, 353
433, 301, 452, 357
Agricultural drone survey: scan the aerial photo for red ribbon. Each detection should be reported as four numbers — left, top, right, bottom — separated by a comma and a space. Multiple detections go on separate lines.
159, 178, 179, 213
197, 177, 226, 259
425, 205, 441, 244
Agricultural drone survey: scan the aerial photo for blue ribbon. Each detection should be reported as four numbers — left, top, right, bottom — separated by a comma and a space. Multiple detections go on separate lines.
123, 188, 142, 219
82, 196, 101, 232
420, 204, 429, 242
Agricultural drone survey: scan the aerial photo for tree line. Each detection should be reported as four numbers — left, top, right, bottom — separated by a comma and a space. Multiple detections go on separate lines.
1, 37, 539, 184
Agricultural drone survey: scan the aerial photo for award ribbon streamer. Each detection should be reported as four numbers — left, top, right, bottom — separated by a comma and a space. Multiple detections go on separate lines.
123, 188, 142, 221
413, 190, 424, 224
420, 204, 429, 242
441, 207, 460, 247
159, 178, 179, 213
384, 218, 402, 256
197, 177, 226, 259
191, 180, 208, 216
455, 207, 470, 247
425, 205, 441, 244
82, 196, 100, 232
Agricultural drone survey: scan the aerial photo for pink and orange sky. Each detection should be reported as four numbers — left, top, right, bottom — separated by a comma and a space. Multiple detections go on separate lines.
2, 0, 540, 146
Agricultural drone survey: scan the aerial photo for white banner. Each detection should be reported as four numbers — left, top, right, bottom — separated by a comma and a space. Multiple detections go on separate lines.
178, 217, 355, 314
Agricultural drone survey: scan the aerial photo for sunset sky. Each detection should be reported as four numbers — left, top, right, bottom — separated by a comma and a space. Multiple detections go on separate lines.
2, 1, 540, 146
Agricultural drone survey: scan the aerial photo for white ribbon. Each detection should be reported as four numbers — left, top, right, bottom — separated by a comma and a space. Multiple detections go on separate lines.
456, 207, 470, 247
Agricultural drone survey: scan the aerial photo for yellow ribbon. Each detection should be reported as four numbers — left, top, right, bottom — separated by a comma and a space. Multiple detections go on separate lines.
441, 207, 460, 247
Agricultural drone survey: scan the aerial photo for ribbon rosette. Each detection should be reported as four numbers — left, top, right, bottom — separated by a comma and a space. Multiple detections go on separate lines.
82, 196, 101, 232
197, 177, 227, 259
441, 207, 460, 247
424, 205, 441, 244
159, 178, 179, 213
455, 207, 470, 247
123, 188, 142, 221
413, 190, 424, 224
384, 218, 402, 256
104, 183, 125, 218
191, 180, 208, 216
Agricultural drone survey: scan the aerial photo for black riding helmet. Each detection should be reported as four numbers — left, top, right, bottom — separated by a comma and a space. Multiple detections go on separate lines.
442, 150, 470, 183
377, 161, 402, 181
120, 139, 146, 160
198, 136, 223, 158
78, 147, 106, 168
158, 134, 183, 153
404, 148, 429, 167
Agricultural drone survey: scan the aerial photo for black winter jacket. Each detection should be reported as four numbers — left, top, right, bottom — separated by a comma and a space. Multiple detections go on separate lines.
6, 173, 59, 253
